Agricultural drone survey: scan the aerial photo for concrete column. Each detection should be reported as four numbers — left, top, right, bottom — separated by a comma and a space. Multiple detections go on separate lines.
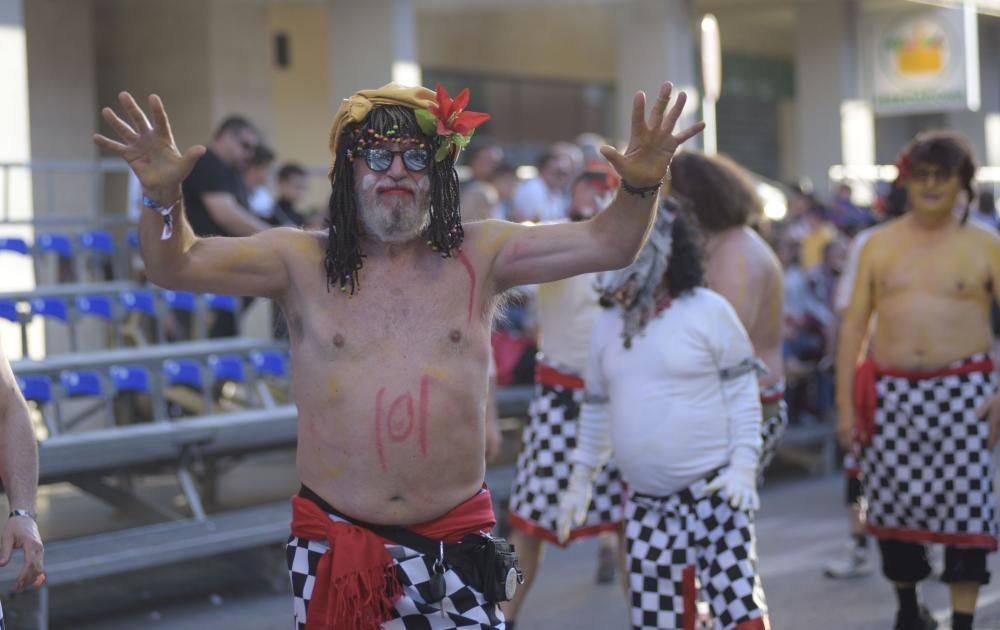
0, 0, 38, 357
614, 0, 698, 147
208, 0, 273, 140
946, 16, 1000, 167
24, 0, 98, 218
795, 0, 860, 193
328, 0, 420, 106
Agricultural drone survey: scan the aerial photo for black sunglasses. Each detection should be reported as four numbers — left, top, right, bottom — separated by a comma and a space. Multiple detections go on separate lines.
364, 147, 431, 173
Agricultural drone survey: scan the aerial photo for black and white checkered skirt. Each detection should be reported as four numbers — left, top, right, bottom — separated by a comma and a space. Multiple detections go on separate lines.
508, 383, 624, 544
758, 381, 787, 481
287, 521, 505, 629
862, 355, 999, 549
624, 478, 768, 630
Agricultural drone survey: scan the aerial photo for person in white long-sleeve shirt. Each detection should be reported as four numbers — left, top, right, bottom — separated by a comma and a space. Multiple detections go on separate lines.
557, 203, 769, 630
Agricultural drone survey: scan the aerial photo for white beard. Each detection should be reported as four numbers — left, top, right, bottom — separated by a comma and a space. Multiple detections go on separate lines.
357, 174, 431, 243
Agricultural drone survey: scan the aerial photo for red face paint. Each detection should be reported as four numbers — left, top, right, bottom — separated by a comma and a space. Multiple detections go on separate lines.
456, 250, 475, 324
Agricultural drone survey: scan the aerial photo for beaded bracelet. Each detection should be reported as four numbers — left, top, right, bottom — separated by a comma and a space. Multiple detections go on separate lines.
620, 178, 663, 198
142, 194, 179, 240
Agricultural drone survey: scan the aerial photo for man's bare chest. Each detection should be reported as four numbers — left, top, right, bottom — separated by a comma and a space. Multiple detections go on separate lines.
876, 247, 989, 300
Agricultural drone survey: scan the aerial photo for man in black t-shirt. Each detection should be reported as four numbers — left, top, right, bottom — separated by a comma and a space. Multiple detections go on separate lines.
182, 116, 268, 238
182, 117, 269, 337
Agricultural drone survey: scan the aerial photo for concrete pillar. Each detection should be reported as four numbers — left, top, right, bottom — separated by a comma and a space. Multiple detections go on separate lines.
0, 0, 38, 357
328, 0, 420, 106
946, 16, 1000, 167
794, 0, 860, 193
207, 0, 273, 140
95, 0, 213, 150
614, 0, 698, 147
24, 0, 98, 218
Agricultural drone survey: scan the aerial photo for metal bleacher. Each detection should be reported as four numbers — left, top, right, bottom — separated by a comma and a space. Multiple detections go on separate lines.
0, 214, 314, 627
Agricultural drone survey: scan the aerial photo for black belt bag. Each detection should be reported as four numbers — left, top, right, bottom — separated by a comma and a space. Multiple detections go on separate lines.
372, 526, 524, 604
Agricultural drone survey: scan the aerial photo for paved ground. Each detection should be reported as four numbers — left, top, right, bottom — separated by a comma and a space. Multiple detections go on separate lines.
61, 471, 1000, 630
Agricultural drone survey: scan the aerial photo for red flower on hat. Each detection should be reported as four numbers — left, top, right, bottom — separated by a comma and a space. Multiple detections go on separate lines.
416, 84, 491, 161
428, 84, 491, 136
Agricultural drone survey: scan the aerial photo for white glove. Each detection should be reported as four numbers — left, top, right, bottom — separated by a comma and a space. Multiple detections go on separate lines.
555, 465, 595, 544
704, 463, 759, 512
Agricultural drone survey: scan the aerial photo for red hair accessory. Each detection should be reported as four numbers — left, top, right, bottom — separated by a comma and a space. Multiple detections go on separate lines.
415, 84, 491, 162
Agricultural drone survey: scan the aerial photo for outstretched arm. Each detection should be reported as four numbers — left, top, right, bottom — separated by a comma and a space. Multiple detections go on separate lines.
94, 92, 290, 298
490, 83, 704, 292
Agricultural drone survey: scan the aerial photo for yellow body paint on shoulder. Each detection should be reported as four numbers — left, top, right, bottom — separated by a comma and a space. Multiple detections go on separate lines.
478, 222, 516, 259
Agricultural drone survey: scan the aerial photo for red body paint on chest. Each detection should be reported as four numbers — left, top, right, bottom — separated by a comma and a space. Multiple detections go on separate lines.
456, 250, 475, 324
373, 375, 436, 471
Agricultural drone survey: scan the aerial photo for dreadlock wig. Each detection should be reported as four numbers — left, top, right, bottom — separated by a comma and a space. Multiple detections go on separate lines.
899, 129, 977, 224
325, 105, 462, 294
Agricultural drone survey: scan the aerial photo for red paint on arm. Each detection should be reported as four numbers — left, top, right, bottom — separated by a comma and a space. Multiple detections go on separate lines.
456, 250, 476, 324
374, 388, 386, 471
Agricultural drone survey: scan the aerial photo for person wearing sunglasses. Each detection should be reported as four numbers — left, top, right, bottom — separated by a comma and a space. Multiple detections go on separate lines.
94, 80, 703, 629
837, 130, 1000, 630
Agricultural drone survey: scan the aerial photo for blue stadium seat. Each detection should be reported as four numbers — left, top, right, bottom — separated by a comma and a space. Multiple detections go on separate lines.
30, 297, 68, 322
126, 230, 140, 249
0, 237, 30, 256
162, 290, 197, 313
0, 299, 20, 323
60, 369, 103, 397
109, 365, 150, 394
17, 375, 52, 404
78, 230, 115, 256
208, 355, 245, 382
203, 293, 238, 313
35, 233, 73, 258
120, 289, 157, 317
250, 351, 287, 378
162, 359, 203, 389
76, 295, 115, 321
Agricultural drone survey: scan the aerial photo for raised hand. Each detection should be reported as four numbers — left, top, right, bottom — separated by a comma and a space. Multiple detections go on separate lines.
93, 92, 205, 205
600, 82, 705, 187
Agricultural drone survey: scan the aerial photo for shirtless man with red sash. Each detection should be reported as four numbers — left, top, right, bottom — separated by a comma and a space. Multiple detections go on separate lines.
94, 82, 702, 629
836, 130, 1000, 630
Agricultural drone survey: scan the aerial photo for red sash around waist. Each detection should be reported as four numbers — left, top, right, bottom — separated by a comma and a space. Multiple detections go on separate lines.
290, 488, 496, 630
853, 356, 995, 445
535, 362, 585, 390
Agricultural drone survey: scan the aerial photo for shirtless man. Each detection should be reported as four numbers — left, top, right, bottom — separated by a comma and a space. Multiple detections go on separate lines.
837, 130, 1000, 630
669, 152, 786, 477
94, 81, 702, 629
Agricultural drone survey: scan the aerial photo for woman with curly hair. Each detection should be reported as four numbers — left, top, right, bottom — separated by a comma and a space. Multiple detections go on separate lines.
557, 200, 769, 630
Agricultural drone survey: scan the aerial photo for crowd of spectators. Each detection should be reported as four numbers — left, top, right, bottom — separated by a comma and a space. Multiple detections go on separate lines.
464, 136, 999, 430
